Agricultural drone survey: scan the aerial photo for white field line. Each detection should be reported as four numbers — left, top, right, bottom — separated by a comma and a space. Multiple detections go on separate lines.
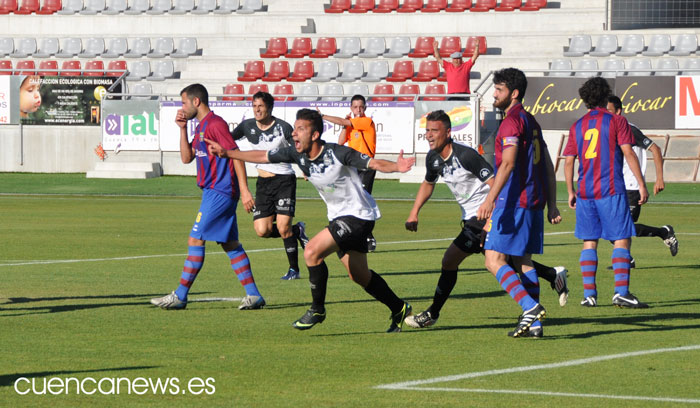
375, 344, 700, 403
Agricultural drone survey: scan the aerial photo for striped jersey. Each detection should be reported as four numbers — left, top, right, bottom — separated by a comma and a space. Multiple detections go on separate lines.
192, 111, 240, 199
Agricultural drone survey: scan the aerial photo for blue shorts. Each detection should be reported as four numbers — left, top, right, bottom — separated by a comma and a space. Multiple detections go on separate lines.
575, 194, 636, 241
190, 189, 239, 244
484, 207, 543, 257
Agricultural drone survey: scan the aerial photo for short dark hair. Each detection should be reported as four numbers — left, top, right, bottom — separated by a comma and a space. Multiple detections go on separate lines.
253, 91, 274, 111
296, 108, 323, 137
350, 94, 366, 105
493, 68, 528, 100
180, 83, 209, 106
426, 110, 452, 130
607, 95, 622, 112
578, 77, 611, 109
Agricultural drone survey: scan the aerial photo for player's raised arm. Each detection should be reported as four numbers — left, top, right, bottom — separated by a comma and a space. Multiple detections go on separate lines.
205, 138, 270, 164
368, 150, 415, 173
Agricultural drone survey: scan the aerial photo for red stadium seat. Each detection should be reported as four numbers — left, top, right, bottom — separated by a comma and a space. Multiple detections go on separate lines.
421, 0, 446, 12
520, 0, 545, 11
14, 60, 36, 75
397, 0, 421, 12
310, 37, 337, 58
287, 60, 314, 82
84, 60, 104, 76
373, 0, 397, 12
106, 60, 126, 77
15, 0, 39, 14
285, 37, 312, 58
0, 0, 18, 13
386, 60, 414, 82
464, 36, 487, 57
371, 84, 394, 101
446, 0, 471, 11
413, 60, 440, 82
262, 60, 290, 82
495, 0, 520, 11
423, 83, 446, 100
222, 83, 244, 101
238, 60, 265, 81
61, 60, 81, 76
273, 84, 294, 101
0, 60, 11, 75
260, 37, 288, 58
247, 83, 269, 100
325, 0, 350, 13
398, 83, 419, 101
37, 0, 60, 13
438, 36, 462, 58
408, 36, 436, 58
349, 0, 374, 13
38, 60, 59, 76
470, 0, 495, 11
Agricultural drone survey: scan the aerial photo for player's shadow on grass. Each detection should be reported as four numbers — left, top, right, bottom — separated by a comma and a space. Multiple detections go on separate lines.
0, 366, 159, 387
5, 293, 172, 304
370, 246, 452, 255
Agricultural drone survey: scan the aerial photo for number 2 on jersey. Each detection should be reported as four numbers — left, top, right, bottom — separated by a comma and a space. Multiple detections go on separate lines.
584, 128, 599, 159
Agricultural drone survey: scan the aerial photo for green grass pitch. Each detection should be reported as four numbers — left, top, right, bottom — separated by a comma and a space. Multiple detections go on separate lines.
1, 174, 699, 407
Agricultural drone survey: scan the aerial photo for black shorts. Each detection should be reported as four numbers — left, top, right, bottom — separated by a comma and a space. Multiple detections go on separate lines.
627, 190, 641, 222
358, 168, 376, 194
253, 174, 296, 220
328, 215, 375, 257
453, 217, 486, 254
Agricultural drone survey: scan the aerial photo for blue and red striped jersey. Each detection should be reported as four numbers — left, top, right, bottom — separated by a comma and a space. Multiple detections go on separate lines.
494, 102, 548, 210
192, 111, 240, 199
563, 107, 633, 200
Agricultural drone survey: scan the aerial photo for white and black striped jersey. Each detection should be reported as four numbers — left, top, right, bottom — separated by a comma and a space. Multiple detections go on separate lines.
623, 123, 653, 191
231, 117, 295, 175
268, 142, 380, 222
425, 140, 494, 220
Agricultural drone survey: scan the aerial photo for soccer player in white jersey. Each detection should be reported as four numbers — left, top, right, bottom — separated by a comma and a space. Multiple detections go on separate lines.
206, 108, 416, 332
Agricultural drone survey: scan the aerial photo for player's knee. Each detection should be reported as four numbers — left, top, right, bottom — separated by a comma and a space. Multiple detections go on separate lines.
277, 224, 292, 238
303, 244, 322, 266
253, 225, 271, 238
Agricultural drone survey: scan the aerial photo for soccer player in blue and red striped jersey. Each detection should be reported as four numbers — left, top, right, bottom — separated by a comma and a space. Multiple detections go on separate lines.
151, 83, 265, 311
564, 77, 649, 309
477, 68, 562, 338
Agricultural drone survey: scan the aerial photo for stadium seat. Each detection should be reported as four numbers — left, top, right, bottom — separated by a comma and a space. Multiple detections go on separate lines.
616, 34, 645, 56
408, 36, 435, 58
171, 37, 197, 58
601, 58, 624, 78
287, 60, 314, 82
260, 37, 288, 58
213, 0, 237, 13
495, 0, 520, 11
563, 34, 592, 57
298, 83, 319, 101
310, 37, 337, 58
37, 0, 61, 13
361, 60, 389, 82
574, 58, 598, 77
325, 0, 349, 12
398, 83, 419, 101
655, 58, 679, 76
56, 0, 82, 13
464, 36, 486, 58
14, 60, 36, 75
33, 38, 59, 57
413, 60, 439, 82
386, 60, 414, 82
627, 58, 652, 76
421, 0, 446, 12
371, 84, 395, 101
147, 0, 172, 14
10, 38, 37, 58
642, 34, 671, 56
590, 34, 618, 57
129, 82, 153, 99
310, 60, 339, 82
147, 60, 174, 81
0, 0, 17, 13
286, 37, 312, 58
669, 34, 698, 56
103, 37, 127, 58
349, 0, 374, 13
124, 0, 148, 13
373, 0, 397, 12
83, 60, 105, 76
60, 60, 81, 76
148, 37, 174, 58
446, 0, 471, 12
237, 60, 265, 81
470, 0, 495, 12
358, 37, 385, 58
384, 36, 411, 58
0, 38, 12, 57
38, 60, 59, 76
125, 37, 151, 58
103, 0, 126, 14
397, 0, 422, 12
80, 0, 105, 14
335, 37, 361, 58
247, 83, 269, 99
520, 0, 545, 11
345, 83, 369, 97
222, 83, 245, 101
438, 36, 461, 58
336, 60, 364, 82
273, 84, 294, 101
423, 83, 446, 100
321, 83, 344, 101
15, 0, 40, 14
106, 59, 127, 77
681, 58, 700, 75
170, 0, 194, 14
0, 60, 12, 75
547, 58, 571, 77
191, 0, 215, 13
56, 38, 82, 58
79, 37, 105, 58
237, 0, 261, 13
126, 60, 150, 80
262, 60, 290, 82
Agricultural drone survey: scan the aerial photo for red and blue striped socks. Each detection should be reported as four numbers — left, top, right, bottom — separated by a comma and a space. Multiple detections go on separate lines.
175, 245, 205, 302
580, 248, 598, 299
496, 265, 537, 312
612, 247, 631, 296
227, 245, 261, 297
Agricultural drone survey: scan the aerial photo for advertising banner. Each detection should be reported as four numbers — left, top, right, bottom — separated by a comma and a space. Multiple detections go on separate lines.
676, 76, 700, 129
613, 76, 675, 129
102, 98, 160, 151
413, 100, 477, 153
0, 76, 11, 125
522, 77, 596, 130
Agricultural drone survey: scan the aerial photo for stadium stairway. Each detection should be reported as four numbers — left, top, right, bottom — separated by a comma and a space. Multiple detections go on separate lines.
86, 161, 162, 178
